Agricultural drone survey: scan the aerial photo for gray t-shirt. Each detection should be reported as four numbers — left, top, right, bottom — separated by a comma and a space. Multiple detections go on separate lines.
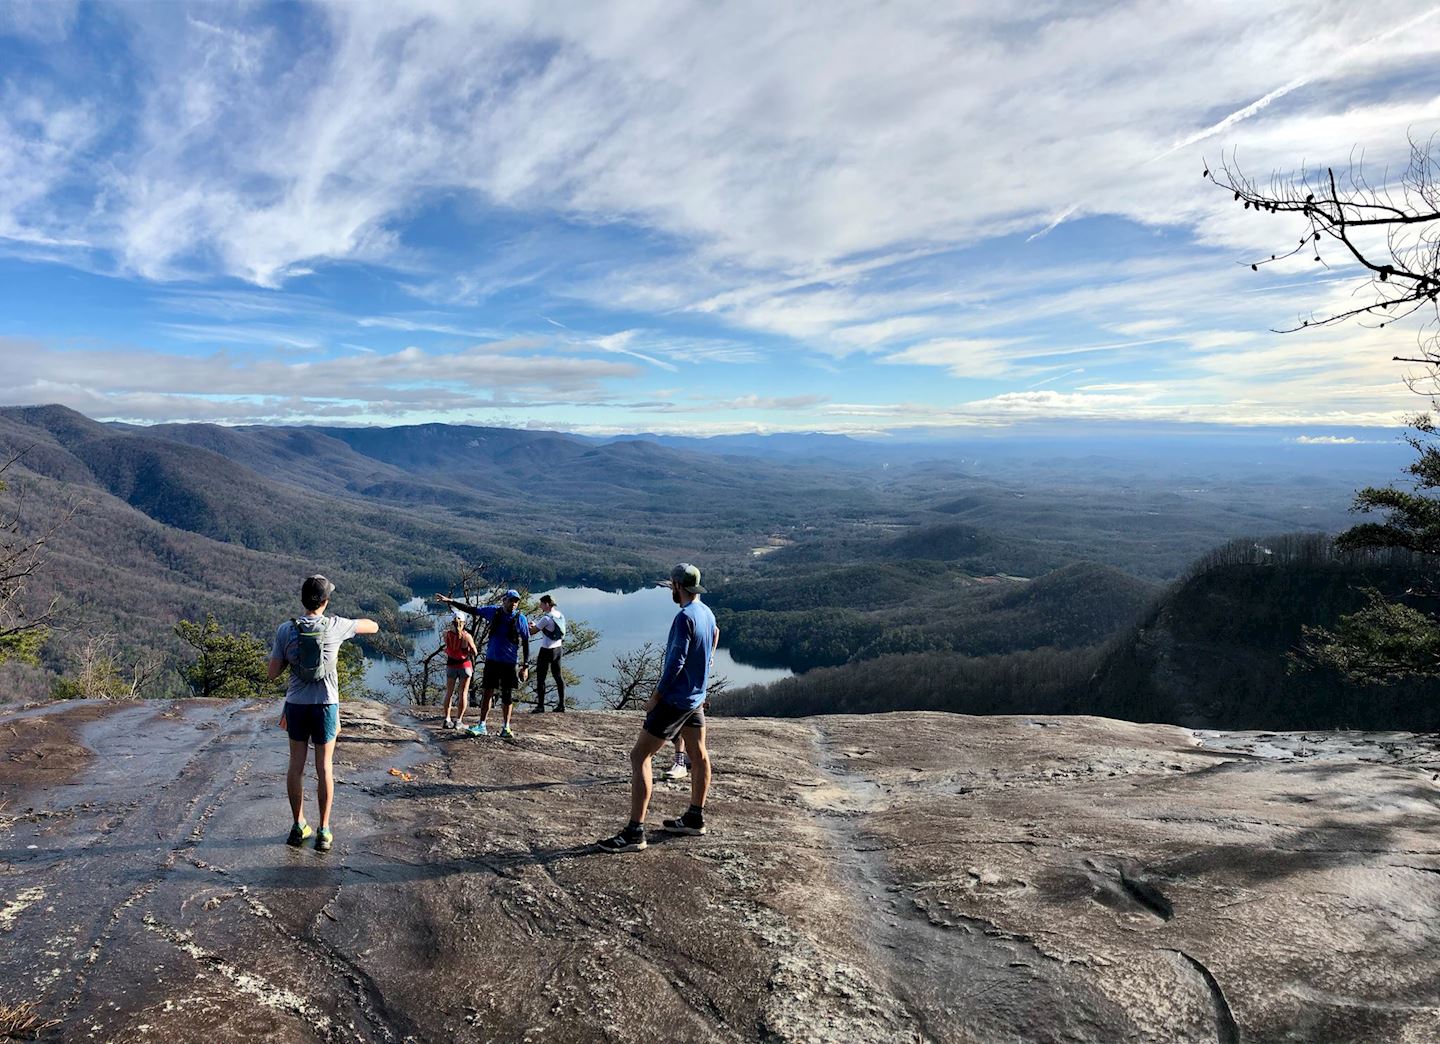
271, 614, 359, 705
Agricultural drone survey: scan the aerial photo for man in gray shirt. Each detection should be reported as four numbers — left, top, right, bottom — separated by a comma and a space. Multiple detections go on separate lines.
268, 575, 379, 851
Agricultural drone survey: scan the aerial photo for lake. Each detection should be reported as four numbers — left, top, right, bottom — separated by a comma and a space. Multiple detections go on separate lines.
365, 585, 791, 709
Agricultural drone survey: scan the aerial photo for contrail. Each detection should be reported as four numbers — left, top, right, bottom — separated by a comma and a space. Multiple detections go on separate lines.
1025, 367, 1085, 390
1026, 203, 1080, 243
1029, 5, 1440, 241
1156, 4, 1440, 160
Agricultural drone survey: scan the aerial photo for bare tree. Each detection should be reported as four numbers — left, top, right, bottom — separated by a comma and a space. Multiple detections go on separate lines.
594, 642, 663, 710
593, 642, 729, 711
1211, 138, 1440, 681
0, 451, 73, 665
53, 632, 165, 700
1207, 138, 1440, 383
376, 564, 602, 707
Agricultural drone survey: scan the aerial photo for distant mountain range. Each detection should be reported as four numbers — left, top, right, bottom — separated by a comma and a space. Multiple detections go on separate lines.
0, 404, 1413, 706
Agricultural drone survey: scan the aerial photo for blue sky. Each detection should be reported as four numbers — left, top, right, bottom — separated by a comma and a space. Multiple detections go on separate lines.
1, 0, 1439, 435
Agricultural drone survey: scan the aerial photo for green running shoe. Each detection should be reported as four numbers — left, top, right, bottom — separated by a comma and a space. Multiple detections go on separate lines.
286, 821, 314, 847
469, 722, 488, 736
315, 827, 333, 852
500, 725, 514, 740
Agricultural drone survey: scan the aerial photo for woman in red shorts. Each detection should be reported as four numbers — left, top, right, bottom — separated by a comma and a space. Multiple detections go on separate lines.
440, 612, 478, 730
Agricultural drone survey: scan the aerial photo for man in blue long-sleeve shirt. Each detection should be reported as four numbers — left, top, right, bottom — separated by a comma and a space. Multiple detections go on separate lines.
597, 563, 719, 853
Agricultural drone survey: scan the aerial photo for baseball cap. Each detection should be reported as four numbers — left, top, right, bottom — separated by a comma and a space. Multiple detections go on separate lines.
669, 563, 705, 594
503, 588, 521, 601
301, 574, 335, 610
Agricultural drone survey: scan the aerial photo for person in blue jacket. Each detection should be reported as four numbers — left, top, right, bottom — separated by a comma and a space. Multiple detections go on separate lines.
597, 563, 718, 853
435, 588, 530, 739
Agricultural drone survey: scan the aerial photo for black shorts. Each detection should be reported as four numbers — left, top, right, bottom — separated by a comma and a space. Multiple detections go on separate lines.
284, 702, 339, 746
481, 660, 520, 700
643, 700, 705, 741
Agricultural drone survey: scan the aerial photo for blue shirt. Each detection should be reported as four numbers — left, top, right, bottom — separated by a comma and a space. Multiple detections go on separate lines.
657, 600, 717, 711
455, 604, 529, 664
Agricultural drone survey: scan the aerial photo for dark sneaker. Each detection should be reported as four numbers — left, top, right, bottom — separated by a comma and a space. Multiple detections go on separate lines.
530, 705, 545, 713
596, 827, 647, 853
315, 827, 333, 852
662, 812, 706, 836
286, 822, 314, 847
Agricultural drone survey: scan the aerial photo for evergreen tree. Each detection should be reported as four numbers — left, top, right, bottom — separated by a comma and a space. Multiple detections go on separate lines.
174, 614, 284, 699
1302, 417, 1440, 680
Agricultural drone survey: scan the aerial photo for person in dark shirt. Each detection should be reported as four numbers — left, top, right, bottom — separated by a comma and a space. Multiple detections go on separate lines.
436, 588, 530, 739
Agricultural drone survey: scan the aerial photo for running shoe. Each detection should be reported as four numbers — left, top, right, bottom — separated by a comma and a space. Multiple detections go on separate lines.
443, 718, 454, 730
469, 722, 488, 736
662, 811, 707, 836
286, 821, 314, 847
596, 826, 647, 853
315, 827, 333, 852
663, 757, 689, 782
499, 725, 515, 740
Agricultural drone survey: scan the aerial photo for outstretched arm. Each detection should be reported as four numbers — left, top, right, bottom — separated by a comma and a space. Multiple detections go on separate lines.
354, 618, 379, 635
435, 595, 476, 616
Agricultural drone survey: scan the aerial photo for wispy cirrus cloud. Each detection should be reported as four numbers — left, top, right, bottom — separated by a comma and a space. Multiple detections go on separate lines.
0, 1, 1437, 432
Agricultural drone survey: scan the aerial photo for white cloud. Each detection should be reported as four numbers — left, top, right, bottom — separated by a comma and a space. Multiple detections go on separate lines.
0, 337, 639, 423
1, 1, 1438, 431
8, 2, 1436, 286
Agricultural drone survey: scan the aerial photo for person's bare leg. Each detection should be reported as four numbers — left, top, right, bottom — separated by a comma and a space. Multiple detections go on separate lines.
287, 740, 310, 823
629, 730, 668, 824
501, 693, 515, 729
315, 740, 336, 829
478, 688, 494, 725
455, 676, 471, 725
684, 725, 711, 809
442, 676, 456, 721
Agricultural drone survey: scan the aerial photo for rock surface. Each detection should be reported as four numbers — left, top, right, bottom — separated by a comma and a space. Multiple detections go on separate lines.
3, 700, 1440, 1042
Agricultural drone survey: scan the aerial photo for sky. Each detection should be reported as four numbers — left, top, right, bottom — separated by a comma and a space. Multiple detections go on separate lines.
2, 0, 1439, 437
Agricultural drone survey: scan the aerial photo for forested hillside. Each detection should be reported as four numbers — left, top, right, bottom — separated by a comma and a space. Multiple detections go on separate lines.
718, 534, 1440, 730
712, 561, 1157, 671
0, 405, 1385, 706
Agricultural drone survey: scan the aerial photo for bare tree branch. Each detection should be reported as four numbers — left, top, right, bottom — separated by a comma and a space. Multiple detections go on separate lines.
1206, 135, 1440, 386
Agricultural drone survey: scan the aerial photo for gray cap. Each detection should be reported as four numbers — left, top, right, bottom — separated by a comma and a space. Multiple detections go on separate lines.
301, 574, 335, 610
669, 562, 705, 594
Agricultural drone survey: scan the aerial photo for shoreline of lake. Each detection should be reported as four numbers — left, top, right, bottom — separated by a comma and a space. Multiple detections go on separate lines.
365, 585, 791, 708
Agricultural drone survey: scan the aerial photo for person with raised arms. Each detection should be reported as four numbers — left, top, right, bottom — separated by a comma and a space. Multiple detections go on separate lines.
269, 574, 379, 852
597, 563, 719, 853
435, 588, 530, 739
